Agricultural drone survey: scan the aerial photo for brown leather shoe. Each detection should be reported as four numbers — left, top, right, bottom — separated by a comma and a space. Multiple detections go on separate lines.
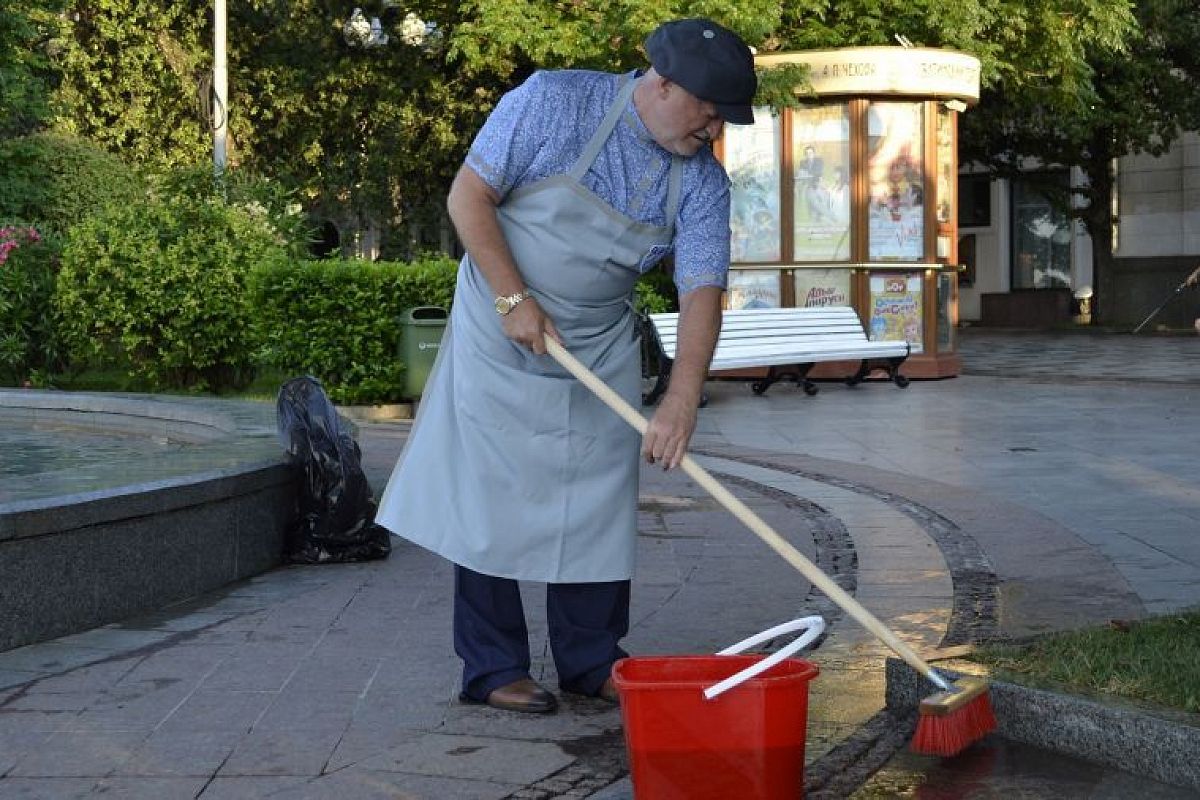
474, 678, 557, 714
564, 677, 620, 705
597, 677, 619, 705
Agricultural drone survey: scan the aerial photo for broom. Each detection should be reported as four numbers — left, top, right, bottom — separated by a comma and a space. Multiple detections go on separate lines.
545, 335, 995, 757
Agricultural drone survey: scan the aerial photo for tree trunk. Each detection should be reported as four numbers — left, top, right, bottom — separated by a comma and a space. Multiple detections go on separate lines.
1080, 134, 1117, 325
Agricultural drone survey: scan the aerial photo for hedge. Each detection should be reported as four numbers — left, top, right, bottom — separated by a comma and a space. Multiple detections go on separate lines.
250, 256, 459, 404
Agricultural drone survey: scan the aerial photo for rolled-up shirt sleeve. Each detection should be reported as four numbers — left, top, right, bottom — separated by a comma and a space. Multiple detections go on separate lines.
672, 167, 731, 296
465, 72, 549, 199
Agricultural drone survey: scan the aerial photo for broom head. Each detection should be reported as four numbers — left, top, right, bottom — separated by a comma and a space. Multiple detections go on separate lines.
911, 676, 996, 757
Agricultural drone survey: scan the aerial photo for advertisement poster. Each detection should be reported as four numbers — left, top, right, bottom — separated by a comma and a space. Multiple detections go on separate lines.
936, 108, 955, 224
937, 273, 955, 349
793, 269, 851, 309
867, 102, 924, 261
869, 273, 924, 353
792, 104, 851, 262
725, 110, 781, 263
727, 270, 781, 310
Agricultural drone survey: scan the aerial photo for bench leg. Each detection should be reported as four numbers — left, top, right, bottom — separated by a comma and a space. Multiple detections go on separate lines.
796, 363, 818, 396
846, 360, 871, 387
847, 358, 909, 388
752, 364, 817, 397
752, 365, 784, 396
643, 366, 671, 406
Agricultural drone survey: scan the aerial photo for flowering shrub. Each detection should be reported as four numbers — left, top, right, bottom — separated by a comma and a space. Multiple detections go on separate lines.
0, 225, 62, 385
0, 225, 39, 264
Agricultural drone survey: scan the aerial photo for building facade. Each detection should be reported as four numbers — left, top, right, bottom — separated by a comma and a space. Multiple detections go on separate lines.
959, 131, 1200, 329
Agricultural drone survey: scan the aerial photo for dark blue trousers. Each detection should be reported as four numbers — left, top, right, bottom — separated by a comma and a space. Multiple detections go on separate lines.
454, 565, 630, 701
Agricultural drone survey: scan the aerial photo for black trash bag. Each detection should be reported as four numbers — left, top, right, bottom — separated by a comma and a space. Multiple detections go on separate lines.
276, 376, 391, 564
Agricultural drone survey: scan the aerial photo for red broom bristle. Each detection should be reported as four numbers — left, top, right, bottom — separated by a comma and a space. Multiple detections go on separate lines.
911, 692, 997, 757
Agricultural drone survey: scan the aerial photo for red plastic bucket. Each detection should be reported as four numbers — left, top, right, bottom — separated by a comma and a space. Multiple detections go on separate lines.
612, 654, 819, 800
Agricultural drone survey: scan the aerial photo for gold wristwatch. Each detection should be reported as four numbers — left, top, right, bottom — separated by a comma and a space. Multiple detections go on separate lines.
494, 290, 531, 316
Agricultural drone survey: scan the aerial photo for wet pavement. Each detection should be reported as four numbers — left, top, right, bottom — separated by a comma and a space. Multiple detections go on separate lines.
852, 736, 1199, 799
0, 327, 1198, 798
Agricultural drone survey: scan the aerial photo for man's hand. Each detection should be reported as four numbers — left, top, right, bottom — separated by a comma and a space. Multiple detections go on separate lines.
501, 298, 561, 355
641, 285, 721, 470
643, 392, 698, 470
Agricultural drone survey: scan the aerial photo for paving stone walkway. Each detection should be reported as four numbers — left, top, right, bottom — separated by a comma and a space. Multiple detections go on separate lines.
0, 329, 1197, 798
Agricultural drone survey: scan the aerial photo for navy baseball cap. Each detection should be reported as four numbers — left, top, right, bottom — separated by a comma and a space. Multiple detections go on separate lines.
645, 18, 757, 125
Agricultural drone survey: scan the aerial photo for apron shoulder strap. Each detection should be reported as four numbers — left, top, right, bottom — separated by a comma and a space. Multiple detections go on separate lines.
568, 75, 638, 181
664, 155, 683, 229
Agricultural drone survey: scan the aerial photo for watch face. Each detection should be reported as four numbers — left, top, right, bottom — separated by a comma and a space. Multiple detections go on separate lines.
494, 296, 511, 315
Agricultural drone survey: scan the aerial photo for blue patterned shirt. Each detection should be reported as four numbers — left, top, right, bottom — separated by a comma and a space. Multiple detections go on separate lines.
465, 69, 731, 295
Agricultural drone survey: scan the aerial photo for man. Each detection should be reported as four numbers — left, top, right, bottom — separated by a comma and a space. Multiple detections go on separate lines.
798, 144, 825, 222
377, 18, 757, 714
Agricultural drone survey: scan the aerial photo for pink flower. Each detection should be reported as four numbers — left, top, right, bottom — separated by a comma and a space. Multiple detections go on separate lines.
0, 226, 42, 265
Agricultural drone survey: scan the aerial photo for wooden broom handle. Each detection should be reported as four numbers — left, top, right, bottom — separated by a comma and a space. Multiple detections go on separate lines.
545, 335, 946, 688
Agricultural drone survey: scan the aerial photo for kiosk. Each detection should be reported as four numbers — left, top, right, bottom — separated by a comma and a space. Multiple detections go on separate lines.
718, 47, 981, 378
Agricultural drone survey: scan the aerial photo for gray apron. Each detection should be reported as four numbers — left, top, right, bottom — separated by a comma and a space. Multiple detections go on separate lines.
377, 78, 683, 583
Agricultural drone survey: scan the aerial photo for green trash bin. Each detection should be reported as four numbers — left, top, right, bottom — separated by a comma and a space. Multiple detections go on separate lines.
400, 306, 448, 398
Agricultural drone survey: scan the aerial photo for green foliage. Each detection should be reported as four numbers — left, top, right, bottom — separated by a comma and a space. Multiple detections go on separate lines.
963, 0, 1197, 186
150, 164, 316, 259
250, 255, 459, 404
48, 0, 211, 170
55, 190, 289, 391
0, 133, 145, 235
32, 0, 1146, 302
0, 226, 63, 385
225, 1, 511, 258
767, 0, 1133, 106
0, 0, 59, 136
450, 0, 784, 75
636, 268, 679, 314
754, 63, 812, 110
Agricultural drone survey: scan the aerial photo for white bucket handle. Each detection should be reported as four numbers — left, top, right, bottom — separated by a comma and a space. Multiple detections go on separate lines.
703, 616, 826, 700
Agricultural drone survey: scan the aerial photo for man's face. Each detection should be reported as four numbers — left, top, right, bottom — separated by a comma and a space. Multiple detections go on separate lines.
656, 81, 724, 157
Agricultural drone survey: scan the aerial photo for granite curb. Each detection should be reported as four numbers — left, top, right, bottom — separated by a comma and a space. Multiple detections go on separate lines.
883, 657, 1200, 791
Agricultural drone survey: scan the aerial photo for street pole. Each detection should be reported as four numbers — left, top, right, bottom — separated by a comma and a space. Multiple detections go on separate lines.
213, 0, 228, 175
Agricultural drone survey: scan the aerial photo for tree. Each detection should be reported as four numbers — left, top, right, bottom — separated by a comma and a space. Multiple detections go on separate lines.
228, 0, 1137, 259
960, 0, 1199, 324
225, 0, 515, 259
446, 0, 1133, 108
0, 0, 60, 137
35, 0, 1141, 266
47, 0, 212, 170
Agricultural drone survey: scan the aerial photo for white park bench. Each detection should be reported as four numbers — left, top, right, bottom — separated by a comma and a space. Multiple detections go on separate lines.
640, 306, 911, 405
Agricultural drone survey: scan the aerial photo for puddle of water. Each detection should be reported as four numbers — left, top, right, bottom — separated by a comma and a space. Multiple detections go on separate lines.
852, 735, 1196, 799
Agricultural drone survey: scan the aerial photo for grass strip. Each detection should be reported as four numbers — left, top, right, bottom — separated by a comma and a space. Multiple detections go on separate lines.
971, 610, 1200, 714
